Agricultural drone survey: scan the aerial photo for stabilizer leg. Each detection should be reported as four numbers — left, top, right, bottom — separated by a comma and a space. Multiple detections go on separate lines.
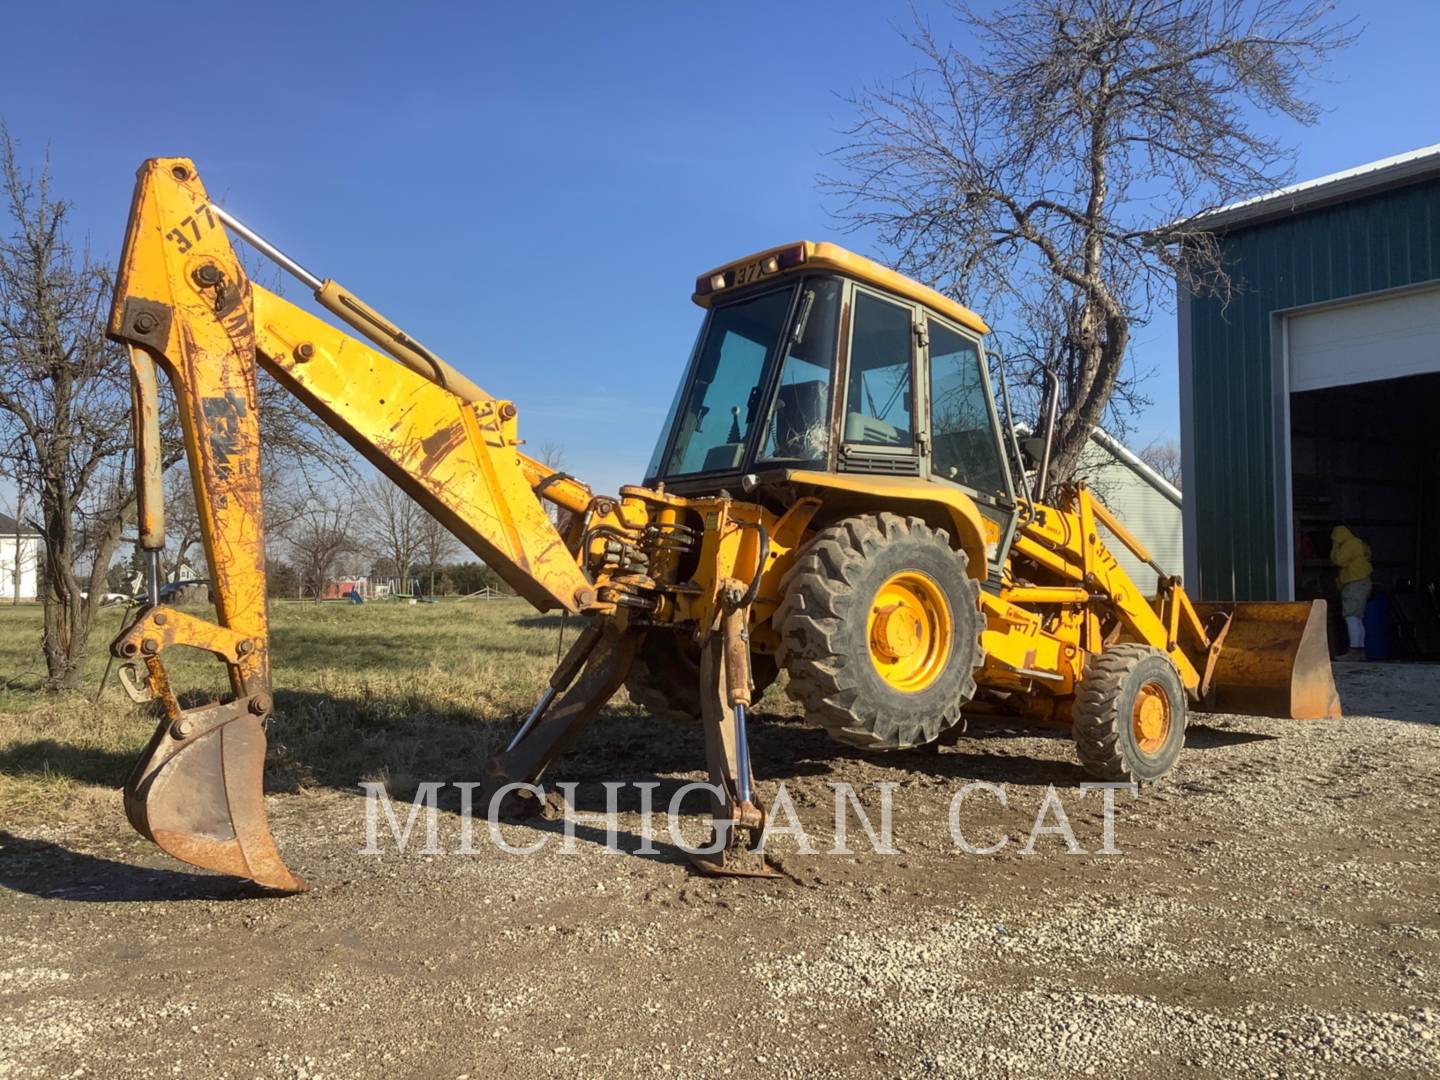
690, 586, 779, 878
486, 623, 637, 817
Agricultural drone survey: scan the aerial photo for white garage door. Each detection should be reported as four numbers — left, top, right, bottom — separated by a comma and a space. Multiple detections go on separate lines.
1288, 285, 1440, 392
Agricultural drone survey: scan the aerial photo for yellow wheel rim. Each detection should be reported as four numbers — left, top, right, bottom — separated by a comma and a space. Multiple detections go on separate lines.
1132, 682, 1172, 755
867, 571, 953, 693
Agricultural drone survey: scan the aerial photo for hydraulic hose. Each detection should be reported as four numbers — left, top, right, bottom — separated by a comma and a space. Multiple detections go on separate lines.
735, 520, 770, 609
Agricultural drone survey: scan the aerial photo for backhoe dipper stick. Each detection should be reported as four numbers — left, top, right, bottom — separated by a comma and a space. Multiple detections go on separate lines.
105, 158, 295, 889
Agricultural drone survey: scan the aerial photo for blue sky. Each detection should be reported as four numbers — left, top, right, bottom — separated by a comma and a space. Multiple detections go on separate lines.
3, 1, 1438, 499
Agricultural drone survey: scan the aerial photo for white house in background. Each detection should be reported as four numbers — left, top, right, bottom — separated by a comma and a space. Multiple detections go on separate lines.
1076, 429, 1184, 596
0, 512, 41, 602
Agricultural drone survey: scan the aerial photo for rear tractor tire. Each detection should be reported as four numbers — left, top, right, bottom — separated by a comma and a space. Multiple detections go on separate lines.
1072, 644, 1187, 783
625, 630, 778, 723
776, 513, 984, 750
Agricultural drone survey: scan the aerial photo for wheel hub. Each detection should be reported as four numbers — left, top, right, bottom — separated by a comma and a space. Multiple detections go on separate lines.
866, 571, 953, 692
1132, 682, 1172, 754
871, 604, 923, 661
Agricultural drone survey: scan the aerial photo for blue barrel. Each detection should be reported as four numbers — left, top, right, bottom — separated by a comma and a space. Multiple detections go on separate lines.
1364, 593, 1390, 660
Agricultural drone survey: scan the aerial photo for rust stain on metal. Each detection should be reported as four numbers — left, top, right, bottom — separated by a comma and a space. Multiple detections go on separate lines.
126, 695, 307, 893
417, 421, 466, 477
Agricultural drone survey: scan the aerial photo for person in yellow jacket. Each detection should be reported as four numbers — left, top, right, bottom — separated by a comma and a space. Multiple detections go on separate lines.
1330, 525, 1372, 659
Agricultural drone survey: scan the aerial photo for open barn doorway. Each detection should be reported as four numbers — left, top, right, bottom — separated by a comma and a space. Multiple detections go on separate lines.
1290, 372, 1440, 657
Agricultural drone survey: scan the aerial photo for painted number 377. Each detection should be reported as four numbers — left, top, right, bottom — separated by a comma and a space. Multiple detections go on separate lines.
166, 205, 216, 253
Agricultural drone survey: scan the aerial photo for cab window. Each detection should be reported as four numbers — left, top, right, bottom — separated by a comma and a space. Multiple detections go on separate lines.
844, 291, 914, 448
928, 321, 1008, 496
758, 278, 842, 464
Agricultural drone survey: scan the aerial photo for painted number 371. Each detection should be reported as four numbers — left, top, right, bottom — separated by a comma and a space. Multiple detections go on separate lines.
166, 205, 215, 253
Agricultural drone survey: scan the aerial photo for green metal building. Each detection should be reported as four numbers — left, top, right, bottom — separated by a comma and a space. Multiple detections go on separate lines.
1180, 145, 1440, 602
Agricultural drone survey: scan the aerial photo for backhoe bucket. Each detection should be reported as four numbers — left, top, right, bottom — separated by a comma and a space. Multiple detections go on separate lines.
124, 700, 307, 893
1195, 600, 1342, 720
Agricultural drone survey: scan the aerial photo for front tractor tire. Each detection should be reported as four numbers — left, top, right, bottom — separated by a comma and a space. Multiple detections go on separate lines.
776, 513, 984, 750
1072, 644, 1187, 783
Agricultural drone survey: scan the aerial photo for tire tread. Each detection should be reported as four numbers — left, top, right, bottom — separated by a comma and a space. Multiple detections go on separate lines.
776, 513, 983, 750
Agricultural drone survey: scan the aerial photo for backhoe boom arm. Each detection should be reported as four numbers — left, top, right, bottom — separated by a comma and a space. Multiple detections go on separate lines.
111, 157, 598, 614
105, 157, 616, 890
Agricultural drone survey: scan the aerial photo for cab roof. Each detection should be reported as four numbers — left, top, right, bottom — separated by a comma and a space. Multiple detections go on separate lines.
692, 240, 989, 336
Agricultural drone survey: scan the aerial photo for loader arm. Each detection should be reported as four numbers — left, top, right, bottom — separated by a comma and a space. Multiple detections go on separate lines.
106, 158, 616, 889
985, 481, 1340, 723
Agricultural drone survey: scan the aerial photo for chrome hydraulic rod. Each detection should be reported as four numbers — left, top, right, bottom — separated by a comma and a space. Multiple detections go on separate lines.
210, 205, 323, 291
735, 703, 753, 804
504, 623, 603, 755
144, 549, 161, 607
507, 686, 558, 753
212, 203, 488, 403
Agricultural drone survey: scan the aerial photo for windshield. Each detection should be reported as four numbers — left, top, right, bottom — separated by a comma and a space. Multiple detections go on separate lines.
644, 326, 699, 480
660, 285, 795, 476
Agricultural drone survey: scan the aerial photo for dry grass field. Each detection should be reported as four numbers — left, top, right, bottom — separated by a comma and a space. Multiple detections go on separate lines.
0, 598, 638, 824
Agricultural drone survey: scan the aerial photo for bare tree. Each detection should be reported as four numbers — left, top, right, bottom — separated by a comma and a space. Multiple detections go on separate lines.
161, 476, 204, 582
361, 476, 424, 595
538, 442, 565, 471
831, 0, 1354, 483
417, 511, 460, 596
990, 291, 1154, 442
1139, 438, 1182, 488
0, 132, 157, 687
0, 128, 349, 686
275, 478, 355, 600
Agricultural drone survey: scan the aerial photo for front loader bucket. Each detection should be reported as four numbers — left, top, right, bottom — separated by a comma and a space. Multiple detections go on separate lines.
124, 700, 307, 893
1195, 600, 1342, 720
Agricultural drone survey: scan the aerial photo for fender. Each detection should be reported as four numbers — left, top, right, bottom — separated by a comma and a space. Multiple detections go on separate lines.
784, 470, 991, 580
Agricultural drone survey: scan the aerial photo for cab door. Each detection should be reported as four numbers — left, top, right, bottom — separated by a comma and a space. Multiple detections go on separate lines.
837, 286, 921, 475
921, 316, 1019, 578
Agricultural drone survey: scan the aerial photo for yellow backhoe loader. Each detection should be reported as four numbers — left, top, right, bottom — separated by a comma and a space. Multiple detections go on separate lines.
105, 158, 1341, 891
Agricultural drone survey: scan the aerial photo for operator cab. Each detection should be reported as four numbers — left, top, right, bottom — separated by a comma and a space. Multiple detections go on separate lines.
644, 241, 1019, 576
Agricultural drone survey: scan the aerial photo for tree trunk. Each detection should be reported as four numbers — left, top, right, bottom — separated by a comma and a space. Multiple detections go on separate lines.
10, 491, 20, 606
1045, 314, 1130, 487
36, 484, 131, 691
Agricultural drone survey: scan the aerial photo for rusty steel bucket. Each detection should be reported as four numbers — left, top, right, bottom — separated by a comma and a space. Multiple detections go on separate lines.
123, 693, 307, 893
1195, 600, 1342, 720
